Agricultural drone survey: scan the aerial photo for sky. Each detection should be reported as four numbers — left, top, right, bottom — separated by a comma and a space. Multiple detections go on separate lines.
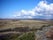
0, 0, 53, 19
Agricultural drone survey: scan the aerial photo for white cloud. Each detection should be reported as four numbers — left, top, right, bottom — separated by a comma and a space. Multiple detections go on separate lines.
32, 1, 53, 19
13, 1, 53, 19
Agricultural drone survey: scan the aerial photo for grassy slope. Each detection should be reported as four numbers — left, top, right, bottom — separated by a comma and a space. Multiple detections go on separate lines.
0, 20, 48, 29
0, 20, 52, 40
15, 32, 35, 40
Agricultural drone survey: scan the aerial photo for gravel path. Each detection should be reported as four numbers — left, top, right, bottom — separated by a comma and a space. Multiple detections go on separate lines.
35, 26, 53, 40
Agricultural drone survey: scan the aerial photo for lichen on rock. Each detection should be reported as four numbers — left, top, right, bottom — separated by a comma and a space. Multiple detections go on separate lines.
35, 26, 53, 40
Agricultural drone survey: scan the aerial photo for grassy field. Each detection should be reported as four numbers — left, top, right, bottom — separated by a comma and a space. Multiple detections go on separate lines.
0, 19, 53, 40
0, 20, 49, 29
0, 31, 35, 40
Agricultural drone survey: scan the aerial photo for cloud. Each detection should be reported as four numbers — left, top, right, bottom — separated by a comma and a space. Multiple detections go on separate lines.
13, 1, 53, 19
33, 1, 53, 19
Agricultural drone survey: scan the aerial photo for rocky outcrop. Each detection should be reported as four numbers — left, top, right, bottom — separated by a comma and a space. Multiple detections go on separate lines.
35, 26, 53, 40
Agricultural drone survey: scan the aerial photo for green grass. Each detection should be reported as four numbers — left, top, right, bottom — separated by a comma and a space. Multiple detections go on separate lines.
0, 32, 35, 40
15, 32, 35, 40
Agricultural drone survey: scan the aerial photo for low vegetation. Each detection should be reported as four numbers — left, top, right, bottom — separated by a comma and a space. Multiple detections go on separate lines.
0, 20, 53, 40
0, 32, 35, 40
15, 32, 35, 40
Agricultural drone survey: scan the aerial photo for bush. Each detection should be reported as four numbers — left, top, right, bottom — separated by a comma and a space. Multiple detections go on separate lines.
15, 32, 35, 40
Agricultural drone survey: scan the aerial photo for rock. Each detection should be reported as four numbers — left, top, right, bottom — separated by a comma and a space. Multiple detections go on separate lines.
35, 26, 53, 40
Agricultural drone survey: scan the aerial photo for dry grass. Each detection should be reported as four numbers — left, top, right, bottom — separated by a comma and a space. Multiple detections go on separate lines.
0, 20, 49, 29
